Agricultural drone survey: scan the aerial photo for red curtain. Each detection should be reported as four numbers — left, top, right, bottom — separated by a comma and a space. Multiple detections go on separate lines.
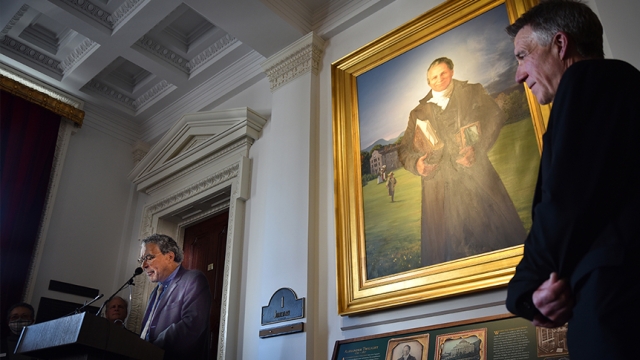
1, 89, 61, 326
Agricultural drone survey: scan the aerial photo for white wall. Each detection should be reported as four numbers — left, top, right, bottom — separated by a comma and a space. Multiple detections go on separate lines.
30, 109, 138, 315
29, 0, 640, 358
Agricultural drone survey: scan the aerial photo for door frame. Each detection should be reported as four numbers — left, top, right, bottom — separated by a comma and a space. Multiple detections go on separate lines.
131, 156, 250, 360
128, 108, 265, 360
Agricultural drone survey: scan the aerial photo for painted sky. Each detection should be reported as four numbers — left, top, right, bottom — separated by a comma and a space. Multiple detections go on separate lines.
357, 4, 518, 150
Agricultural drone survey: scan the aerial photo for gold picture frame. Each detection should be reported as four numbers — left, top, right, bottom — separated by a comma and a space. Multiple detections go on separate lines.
434, 328, 487, 360
332, 0, 549, 315
386, 334, 430, 360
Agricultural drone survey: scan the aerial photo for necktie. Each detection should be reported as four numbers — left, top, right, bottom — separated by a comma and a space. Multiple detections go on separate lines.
140, 284, 164, 340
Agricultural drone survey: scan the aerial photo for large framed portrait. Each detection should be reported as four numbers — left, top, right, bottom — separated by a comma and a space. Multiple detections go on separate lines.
332, 0, 549, 315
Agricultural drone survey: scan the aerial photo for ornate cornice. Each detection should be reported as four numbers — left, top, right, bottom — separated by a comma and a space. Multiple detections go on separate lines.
144, 139, 251, 194
135, 34, 238, 75
60, 38, 98, 74
54, 0, 146, 31
262, 32, 325, 92
132, 80, 174, 111
0, 74, 85, 126
132, 141, 150, 165
140, 163, 240, 236
84, 79, 174, 112
0, 36, 62, 75
59, 0, 113, 27
111, 0, 148, 29
1, 5, 29, 35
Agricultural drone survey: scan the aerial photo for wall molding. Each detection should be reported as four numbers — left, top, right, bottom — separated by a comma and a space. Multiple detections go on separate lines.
261, 32, 325, 92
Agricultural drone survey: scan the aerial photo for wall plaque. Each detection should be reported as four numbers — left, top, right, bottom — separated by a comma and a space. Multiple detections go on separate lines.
261, 288, 304, 325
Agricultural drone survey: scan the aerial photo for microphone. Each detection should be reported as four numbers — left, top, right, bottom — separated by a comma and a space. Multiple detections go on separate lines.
96, 268, 144, 316
67, 293, 104, 316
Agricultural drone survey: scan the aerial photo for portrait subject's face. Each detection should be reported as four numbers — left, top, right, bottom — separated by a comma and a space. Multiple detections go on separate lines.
427, 63, 453, 92
403, 345, 411, 355
513, 25, 565, 105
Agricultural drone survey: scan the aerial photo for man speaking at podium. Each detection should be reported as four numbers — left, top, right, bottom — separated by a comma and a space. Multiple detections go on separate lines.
138, 234, 212, 360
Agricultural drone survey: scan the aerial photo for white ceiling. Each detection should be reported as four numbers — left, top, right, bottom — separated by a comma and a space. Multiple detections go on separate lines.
1, 0, 393, 141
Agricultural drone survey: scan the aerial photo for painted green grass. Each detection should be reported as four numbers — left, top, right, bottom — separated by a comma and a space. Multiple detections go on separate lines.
363, 168, 422, 279
488, 116, 540, 231
363, 117, 540, 279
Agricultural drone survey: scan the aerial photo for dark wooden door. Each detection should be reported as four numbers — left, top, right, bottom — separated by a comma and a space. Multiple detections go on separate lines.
182, 210, 228, 359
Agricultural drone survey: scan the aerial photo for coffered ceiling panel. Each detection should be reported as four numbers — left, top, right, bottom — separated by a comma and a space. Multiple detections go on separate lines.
1, 0, 394, 141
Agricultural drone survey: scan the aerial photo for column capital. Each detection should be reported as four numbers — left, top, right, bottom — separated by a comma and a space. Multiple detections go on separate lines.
261, 32, 325, 92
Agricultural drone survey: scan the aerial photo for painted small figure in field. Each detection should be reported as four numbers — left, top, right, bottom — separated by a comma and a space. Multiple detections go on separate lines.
386, 172, 397, 202
378, 165, 387, 184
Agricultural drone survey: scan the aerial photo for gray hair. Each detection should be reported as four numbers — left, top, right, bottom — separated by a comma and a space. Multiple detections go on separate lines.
505, 0, 603, 59
7, 302, 34, 321
427, 57, 454, 73
141, 234, 183, 263
106, 296, 129, 308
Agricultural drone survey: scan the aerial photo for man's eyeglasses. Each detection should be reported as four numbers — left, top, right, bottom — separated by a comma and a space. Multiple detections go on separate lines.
138, 254, 157, 265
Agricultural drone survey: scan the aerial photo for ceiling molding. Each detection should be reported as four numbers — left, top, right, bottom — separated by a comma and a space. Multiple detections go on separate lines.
140, 50, 266, 142
0, 62, 84, 109
0, 0, 390, 143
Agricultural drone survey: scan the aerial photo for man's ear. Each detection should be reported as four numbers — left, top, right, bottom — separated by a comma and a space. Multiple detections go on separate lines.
553, 31, 570, 60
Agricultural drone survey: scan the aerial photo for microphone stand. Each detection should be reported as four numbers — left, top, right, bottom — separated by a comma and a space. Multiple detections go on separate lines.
66, 294, 104, 316
96, 267, 143, 316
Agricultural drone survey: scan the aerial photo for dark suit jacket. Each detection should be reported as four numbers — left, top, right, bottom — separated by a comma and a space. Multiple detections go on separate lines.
397, 355, 416, 360
506, 60, 640, 344
145, 266, 212, 360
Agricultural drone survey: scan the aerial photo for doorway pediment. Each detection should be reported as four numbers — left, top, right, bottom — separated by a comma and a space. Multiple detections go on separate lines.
129, 107, 267, 194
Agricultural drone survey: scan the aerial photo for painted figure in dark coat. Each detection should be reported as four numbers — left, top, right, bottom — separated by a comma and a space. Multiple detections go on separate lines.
139, 234, 211, 360
398, 57, 525, 267
505, 1, 640, 359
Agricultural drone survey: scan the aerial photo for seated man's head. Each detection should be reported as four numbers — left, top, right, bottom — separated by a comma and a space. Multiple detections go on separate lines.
7, 302, 35, 335
105, 296, 128, 323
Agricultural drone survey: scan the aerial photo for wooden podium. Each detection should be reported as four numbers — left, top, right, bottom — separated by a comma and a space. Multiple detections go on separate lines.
14, 312, 164, 360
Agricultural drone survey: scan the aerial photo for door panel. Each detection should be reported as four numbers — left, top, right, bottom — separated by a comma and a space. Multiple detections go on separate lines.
183, 210, 229, 358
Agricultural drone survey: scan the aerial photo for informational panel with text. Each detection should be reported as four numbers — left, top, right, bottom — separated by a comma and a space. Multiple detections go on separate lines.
332, 315, 569, 360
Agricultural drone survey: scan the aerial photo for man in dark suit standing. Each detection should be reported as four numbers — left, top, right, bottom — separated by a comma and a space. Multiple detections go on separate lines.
505, 1, 640, 359
139, 234, 211, 360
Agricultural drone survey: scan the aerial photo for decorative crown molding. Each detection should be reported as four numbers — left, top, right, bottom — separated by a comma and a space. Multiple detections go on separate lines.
132, 140, 150, 165
1, 5, 30, 35
55, 0, 146, 31
139, 163, 240, 238
0, 36, 62, 75
135, 34, 238, 75
111, 0, 148, 29
59, 0, 113, 27
60, 38, 99, 74
84, 79, 175, 113
261, 32, 325, 92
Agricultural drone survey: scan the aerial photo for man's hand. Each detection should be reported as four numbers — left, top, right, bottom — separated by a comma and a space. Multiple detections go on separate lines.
532, 272, 574, 328
416, 154, 438, 176
456, 146, 475, 167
